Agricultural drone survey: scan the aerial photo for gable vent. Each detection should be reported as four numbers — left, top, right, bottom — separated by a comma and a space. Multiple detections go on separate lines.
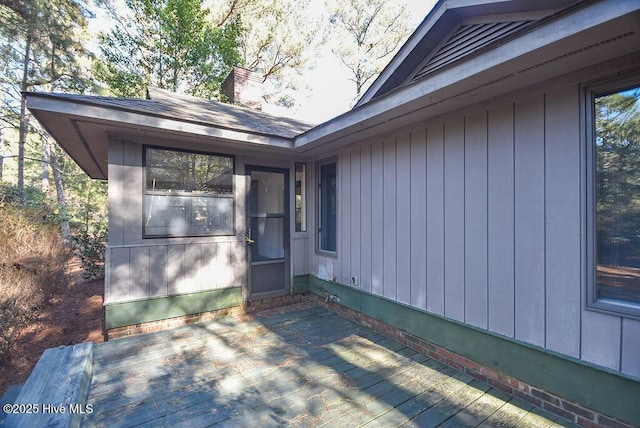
413, 21, 534, 80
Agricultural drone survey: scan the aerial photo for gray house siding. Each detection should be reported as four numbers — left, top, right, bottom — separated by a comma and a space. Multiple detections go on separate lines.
105, 140, 247, 305
310, 81, 640, 380
104, 141, 312, 312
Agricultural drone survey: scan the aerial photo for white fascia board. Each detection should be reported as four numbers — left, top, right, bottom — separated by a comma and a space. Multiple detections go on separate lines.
27, 95, 294, 149
296, 0, 640, 150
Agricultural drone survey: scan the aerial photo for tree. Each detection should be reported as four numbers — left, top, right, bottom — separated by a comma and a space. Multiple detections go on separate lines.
327, 0, 411, 99
0, 0, 97, 243
98, 0, 326, 107
97, 0, 241, 99
208, 0, 327, 107
596, 88, 640, 267
0, 0, 96, 203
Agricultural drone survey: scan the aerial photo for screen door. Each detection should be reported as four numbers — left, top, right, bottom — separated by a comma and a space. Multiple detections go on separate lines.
246, 166, 289, 299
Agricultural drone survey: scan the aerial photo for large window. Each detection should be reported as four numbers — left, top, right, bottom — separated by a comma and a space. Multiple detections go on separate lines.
318, 159, 337, 254
144, 147, 234, 237
590, 81, 640, 317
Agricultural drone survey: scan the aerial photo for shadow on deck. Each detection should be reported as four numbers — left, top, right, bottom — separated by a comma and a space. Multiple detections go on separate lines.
79, 303, 575, 427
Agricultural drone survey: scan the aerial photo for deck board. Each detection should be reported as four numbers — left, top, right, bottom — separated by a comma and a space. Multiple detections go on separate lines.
83, 304, 574, 427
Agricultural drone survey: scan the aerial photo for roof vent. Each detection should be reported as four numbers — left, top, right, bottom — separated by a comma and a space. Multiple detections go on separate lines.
413, 21, 534, 81
222, 66, 263, 110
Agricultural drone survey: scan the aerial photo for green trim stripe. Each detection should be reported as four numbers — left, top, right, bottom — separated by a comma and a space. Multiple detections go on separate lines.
105, 287, 242, 329
293, 275, 310, 294
308, 276, 640, 426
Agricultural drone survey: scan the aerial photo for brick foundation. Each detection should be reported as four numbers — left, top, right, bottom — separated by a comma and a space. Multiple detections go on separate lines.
106, 305, 246, 339
106, 293, 314, 340
243, 293, 312, 313
311, 294, 634, 428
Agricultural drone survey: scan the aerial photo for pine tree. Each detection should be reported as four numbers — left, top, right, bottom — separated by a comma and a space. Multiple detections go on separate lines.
0, 0, 95, 235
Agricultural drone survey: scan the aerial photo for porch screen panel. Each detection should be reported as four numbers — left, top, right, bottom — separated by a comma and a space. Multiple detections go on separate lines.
144, 147, 234, 237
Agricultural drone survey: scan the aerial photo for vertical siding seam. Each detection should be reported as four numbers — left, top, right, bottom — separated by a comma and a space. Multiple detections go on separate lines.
120, 142, 126, 246
424, 127, 429, 310
382, 141, 385, 296
442, 123, 447, 313
577, 85, 584, 362
619, 317, 624, 372
543, 92, 548, 349
127, 247, 131, 301
358, 148, 361, 289
349, 150, 352, 283
407, 133, 413, 305
512, 102, 517, 338
352, 150, 356, 283
395, 137, 399, 301
163, 246, 168, 296
146, 246, 151, 297
463, 117, 467, 324
371, 144, 375, 293
118, 143, 123, 246
487, 109, 492, 331
358, 148, 362, 290
486, 110, 491, 330
364, 152, 367, 290
406, 135, 411, 305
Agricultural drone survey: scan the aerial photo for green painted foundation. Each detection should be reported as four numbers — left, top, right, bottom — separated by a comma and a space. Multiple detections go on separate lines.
105, 287, 243, 329
308, 275, 640, 426
292, 275, 310, 294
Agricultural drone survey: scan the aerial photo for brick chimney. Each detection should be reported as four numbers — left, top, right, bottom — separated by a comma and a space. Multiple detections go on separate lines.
222, 66, 263, 110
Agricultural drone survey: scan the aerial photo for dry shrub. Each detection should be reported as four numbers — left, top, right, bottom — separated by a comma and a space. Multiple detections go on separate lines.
0, 203, 72, 362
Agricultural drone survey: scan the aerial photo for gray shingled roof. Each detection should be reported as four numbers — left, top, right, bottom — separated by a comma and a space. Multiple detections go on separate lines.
34, 87, 315, 139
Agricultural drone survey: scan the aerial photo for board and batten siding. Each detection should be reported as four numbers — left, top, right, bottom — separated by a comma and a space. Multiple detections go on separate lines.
105, 140, 246, 305
310, 83, 640, 379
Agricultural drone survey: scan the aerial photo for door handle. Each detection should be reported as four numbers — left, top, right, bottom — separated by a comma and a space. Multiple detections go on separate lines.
245, 236, 254, 244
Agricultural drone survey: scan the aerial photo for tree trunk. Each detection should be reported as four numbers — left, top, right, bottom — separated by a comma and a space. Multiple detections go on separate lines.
18, 32, 32, 202
48, 140, 70, 241
0, 128, 4, 183
41, 136, 49, 192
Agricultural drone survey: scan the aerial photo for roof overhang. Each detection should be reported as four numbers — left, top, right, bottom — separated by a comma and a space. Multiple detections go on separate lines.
27, 0, 640, 177
294, 0, 640, 156
26, 94, 298, 180
354, 0, 580, 107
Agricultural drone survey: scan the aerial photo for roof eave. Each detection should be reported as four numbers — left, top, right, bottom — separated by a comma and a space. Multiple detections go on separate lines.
26, 94, 296, 180
355, 0, 582, 108
295, 0, 640, 155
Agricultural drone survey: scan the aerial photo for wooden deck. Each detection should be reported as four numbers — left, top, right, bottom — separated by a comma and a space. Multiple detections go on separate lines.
84, 304, 575, 427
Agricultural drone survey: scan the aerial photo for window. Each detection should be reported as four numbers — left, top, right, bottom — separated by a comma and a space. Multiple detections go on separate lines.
318, 159, 337, 254
295, 163, 306, 232
589, 80, 640, 317
144, 147, 234, 237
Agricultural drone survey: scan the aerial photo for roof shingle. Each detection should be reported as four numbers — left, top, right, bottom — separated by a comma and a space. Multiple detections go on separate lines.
34, 87, 315, 140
